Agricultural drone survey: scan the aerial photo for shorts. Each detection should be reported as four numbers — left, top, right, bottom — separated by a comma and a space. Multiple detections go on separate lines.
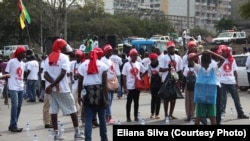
196, 103, 216, 118
48, 91, 77, 115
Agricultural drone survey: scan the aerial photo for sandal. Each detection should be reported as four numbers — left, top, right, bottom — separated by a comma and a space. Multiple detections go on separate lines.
155, 115, 160, 119
169, 115, 178, 120
150, 115, 154, 119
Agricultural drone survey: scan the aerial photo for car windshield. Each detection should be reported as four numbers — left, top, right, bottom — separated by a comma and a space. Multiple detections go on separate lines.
150, 37, 160, 40
218, 32, 233, 38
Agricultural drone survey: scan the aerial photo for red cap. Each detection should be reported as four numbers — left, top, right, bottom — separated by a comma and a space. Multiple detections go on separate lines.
166, 41, 175, 48
103, 44, 113, 53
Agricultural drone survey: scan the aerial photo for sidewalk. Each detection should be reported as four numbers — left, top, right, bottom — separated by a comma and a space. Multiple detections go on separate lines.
0, 91, 249, 141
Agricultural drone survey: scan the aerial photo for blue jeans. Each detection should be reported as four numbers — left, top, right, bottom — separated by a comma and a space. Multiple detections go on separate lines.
84, 107, 108, 141
220, 83, 244, 117
26, 80, 37, 101
9, 90, 23, 128
117, 75, 122, 97
105, 91, 113, 117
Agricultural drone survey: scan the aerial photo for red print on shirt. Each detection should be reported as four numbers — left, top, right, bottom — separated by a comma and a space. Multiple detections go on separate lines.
73, 68, 78, 75
130, 67, 139, 76
223, 63, 231, 73
16, 67, 23, 78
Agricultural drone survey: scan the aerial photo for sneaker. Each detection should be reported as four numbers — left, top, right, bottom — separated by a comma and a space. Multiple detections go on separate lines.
54, 135, 66, 141
74, 133, 85, 140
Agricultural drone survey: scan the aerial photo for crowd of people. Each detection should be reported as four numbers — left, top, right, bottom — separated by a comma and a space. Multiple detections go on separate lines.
0, 35, 249, 140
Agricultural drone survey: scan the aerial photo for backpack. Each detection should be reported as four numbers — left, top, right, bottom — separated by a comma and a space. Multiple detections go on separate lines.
84, 84, 106, 108
186, 67, 196, 91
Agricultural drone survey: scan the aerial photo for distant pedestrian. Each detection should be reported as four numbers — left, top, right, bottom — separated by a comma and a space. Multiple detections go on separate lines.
159, 41, 183, 120
122, 49, 147, 122
110, 48, 123, 99
148, 53, 161, 119
26, 55, 39, 102
5, 46, 27, 132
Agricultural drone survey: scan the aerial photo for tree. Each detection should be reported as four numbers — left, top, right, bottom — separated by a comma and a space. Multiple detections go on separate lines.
239, 0, 250, 19
214, 18, 234, 33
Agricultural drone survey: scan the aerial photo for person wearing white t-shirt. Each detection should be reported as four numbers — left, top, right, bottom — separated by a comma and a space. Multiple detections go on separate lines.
44, 39, 84, 140
26, 55, 39, 102
92, 35, 99, 50
159, 41, 183, 120
219, 45, 249, 119
101, 44, 116, 124
182, 29, 187, 51
77, 48, 109, 141
110, 48, 123, 98
79, 40, 86, 52
5, 46, 27, 132
39, 54, 53, 128
197, 34, 202, 45
70, 50, 85, 118
122, 49, 147, 122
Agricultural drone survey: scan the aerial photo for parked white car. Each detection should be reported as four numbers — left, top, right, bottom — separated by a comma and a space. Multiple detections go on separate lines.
233, 54, 249, 91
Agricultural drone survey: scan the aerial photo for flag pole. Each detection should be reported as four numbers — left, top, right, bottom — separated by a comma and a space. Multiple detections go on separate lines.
25, 20, 31, 47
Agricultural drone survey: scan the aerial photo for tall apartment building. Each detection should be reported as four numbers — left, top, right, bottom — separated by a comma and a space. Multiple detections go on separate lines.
84, 0, 233, 33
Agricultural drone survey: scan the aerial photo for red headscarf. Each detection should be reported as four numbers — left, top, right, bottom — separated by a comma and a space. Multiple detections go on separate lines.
188, 52, 198, 63
14, 46, 26, 58
93, 47, 104, 59
87, 48, 104, 74
149, 53, 158, 60
75, 50, 85, 62
215, 45, 233, 66
219, 45, 234, 66
48, 39, 67, 65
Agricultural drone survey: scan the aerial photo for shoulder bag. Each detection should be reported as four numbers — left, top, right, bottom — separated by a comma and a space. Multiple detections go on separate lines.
130, 62, 144, 90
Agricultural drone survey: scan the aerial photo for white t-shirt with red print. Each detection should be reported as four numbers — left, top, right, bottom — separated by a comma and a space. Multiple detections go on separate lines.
100, 56, 116, 79
122, 61, 147, 90
159, 54, 183, 82
110, 54, 122, 76
26, 60, 39, 80
142, 57, 151, 70
70, 60, 82, 90
44, 53, 71, 93
219, 59, 237, 84
5, 58, 25, 91
78, 59, 108, 86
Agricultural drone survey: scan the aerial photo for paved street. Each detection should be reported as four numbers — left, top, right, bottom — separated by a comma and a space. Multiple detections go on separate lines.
0, 90, 250, 141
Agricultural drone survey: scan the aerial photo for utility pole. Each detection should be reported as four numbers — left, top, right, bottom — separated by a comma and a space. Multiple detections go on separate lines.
40, 12, 43, 52
187, 0, 190, 33
63, 0, 67, 41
